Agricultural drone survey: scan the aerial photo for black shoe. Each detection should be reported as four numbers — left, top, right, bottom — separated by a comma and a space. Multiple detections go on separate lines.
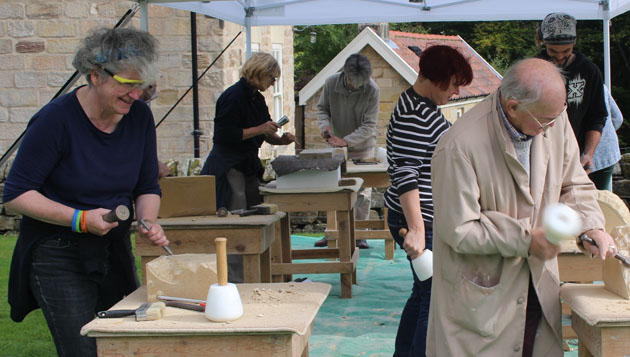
357, 239, 370, 249
314, 237, 328, 247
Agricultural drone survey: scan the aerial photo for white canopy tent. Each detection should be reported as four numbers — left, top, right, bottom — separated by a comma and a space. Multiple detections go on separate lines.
136, 0, 630, 87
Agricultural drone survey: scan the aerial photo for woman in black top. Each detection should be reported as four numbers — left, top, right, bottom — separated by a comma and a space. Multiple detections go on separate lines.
385, 45, 473, 357
201, 52, 295, 211
3, 27, 166, 357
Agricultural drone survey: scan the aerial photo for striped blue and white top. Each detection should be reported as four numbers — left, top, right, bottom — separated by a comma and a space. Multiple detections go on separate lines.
384, 87, 451, 224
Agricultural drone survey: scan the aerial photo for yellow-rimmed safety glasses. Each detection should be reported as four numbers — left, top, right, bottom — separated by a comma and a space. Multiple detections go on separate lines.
97, 65, 145, 91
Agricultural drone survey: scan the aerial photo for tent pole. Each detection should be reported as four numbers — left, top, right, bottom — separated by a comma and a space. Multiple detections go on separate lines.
139, 0, 148, 31
246, 23, 252, 59
603, 17, 611, 89
191, 12, 201, 158
245, 1, 253, 59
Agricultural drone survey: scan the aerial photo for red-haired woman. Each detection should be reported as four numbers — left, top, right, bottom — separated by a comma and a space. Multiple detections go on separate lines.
384, 44, 473, 356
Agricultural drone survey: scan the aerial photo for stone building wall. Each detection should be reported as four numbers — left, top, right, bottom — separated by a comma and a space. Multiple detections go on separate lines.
0, 1, 296, 232
0, 0, 295, 164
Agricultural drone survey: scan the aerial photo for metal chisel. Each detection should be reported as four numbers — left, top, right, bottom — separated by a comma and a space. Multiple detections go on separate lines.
139, 219, 173, 255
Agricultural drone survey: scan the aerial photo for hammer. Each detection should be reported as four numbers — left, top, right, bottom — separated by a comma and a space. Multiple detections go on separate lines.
230, 204, 278, 217
103, 205, 130, 223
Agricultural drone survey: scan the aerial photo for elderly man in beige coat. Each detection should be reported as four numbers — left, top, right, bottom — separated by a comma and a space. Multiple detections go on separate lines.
427, 58, 617, 356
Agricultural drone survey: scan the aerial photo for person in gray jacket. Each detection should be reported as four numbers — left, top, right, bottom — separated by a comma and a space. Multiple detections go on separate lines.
315, 53, 380, 249
589, 85, 623, 191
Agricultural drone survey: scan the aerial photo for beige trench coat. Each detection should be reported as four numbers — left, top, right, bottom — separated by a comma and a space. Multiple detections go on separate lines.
427, 92, 604, 356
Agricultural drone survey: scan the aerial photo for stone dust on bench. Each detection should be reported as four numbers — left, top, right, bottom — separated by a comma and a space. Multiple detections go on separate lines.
250, 287, 302, 305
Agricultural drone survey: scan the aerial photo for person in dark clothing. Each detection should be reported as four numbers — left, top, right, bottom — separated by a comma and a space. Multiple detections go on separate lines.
200, 52, 295, 282
201, 52, 295, 211
2, 27, 168, 357
385, 45, 473, 357
534, 12, 608, 173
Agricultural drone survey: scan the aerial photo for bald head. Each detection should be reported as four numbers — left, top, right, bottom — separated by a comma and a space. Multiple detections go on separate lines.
501, 58, 566, 107
499, 58, 567, 136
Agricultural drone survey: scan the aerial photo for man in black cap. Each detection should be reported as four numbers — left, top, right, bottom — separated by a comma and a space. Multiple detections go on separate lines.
535, 12, 607, 173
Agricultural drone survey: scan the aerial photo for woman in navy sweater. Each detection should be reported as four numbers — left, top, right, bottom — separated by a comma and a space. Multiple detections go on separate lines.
385, 45, 473, 356
201, 52, 296, 212
201, 52, 295, 282
2, 27, 167, 357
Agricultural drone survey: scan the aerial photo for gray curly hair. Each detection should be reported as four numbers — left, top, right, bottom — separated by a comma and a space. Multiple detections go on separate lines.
343, 53, 371, 88
72, 27, 159, 87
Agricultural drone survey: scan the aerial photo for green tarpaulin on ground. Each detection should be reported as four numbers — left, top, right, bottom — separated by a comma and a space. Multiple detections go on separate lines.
289, 235, 580, 356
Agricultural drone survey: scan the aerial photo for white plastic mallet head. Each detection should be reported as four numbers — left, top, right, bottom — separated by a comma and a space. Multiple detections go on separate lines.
204, 237, 243, 322
543, 203, 582, 245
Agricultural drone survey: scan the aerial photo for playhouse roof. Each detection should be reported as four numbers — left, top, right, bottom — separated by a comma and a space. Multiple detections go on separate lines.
298, 27, 501, 105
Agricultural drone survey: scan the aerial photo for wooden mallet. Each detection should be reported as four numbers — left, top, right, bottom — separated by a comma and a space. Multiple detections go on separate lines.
103, 205, 130, 223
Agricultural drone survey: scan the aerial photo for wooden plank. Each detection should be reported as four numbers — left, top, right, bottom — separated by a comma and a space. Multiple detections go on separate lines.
292, 322, 311, 357
337, 207, 355, 294
562, 302, 572, 315
344, 172, 390, 188
355, 219, 386, 230
292, 248, 340, 259
327, 229, 392, 240
558, 254, 602, 282
562, 324, 578, 339
383, 207, 394, 260
280, 215, 292, 282
243, 254, 261, 283
572, 313, 601, 356
260, 248, 271, 283
97, 334, 300, 357
271, 220, 284, 283
135, 227, 271, 255
324, 230, 339, 240
578, 340, 595, 357
271, 261, 355, 275
601, 326, 630, 356
341, 271, 352, 299
385, 239, 395, 260
264, 192, 354, 212
355, 230, 394, 239
349, 213, 357, 285
327, 210, 337, 230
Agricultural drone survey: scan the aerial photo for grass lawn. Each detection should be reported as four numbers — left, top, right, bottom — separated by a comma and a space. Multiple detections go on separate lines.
0, 234, 145, 357
0, 234, 56, 356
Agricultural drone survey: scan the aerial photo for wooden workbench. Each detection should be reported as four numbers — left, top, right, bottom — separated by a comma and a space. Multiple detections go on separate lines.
135, 212, 286, 284
81, 283, 331, 356
560, 283, 630, 356
335, 161, 395, 260
260, 178, 362, 298
558, 240, 604, 340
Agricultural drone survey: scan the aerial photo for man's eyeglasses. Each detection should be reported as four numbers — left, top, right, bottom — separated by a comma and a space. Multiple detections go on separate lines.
517, 102, 566, 130
97, 65, 145, 91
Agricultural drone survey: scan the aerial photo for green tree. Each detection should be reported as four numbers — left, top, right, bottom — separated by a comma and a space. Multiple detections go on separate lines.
294, 24, 358, 90
294, 15, 630, 147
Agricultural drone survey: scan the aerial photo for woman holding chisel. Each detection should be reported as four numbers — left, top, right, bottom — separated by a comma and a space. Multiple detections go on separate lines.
2, 27, 168, 357
200, 52, 295, 283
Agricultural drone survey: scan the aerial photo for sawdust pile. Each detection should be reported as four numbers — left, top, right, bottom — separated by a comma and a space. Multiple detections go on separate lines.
250, 287, 302, 304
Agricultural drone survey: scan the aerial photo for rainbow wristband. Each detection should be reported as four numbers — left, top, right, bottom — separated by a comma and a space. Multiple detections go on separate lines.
72, 210, 82, 233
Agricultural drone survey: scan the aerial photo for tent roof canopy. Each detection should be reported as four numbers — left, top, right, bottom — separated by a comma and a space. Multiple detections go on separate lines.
144, 0, 630, 26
